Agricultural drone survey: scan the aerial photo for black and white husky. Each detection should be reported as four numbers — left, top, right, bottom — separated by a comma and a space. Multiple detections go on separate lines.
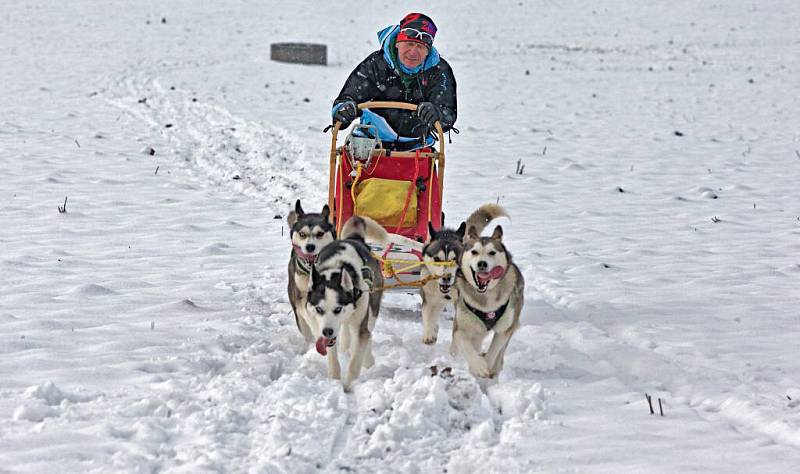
451, 222, 524, 379
305, 215, 390, 392
287, 200, 336, 344
419, 204, 508, 344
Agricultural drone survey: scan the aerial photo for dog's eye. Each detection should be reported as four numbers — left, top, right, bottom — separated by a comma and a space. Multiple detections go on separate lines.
333, 306, 342, 314
471, 250, 479, 256
488, 250, 496, 256
315, 306, 324, 315
314, 231, 325, 238
299, 232, 308, 239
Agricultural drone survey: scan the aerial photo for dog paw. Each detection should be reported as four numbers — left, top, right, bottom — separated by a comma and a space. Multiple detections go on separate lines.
448, 342, 458, 357
342, 379, 354, 393
422, 325, 439, 345
470, 358, 494, 379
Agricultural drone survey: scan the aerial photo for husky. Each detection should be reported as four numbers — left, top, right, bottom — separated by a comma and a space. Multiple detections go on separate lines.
451, 223, 524, 379
287, 200, 336, 345
305, 215, 389, 392
419, 204, 508, 345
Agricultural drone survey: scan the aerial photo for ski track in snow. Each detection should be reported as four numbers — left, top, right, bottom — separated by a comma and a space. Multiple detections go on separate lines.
105, 69, 322, 209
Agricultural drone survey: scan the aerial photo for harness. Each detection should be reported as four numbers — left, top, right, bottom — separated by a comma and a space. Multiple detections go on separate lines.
463, 298, 511, 331
360, 267, 375, 291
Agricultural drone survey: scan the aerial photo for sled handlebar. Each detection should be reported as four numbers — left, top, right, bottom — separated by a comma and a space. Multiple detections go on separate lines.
331, 101, 445, 146
356, 101, 445, 143
357, 101, 419, 111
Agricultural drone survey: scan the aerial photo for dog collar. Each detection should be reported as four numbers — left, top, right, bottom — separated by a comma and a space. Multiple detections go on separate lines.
463, 298, 511, 331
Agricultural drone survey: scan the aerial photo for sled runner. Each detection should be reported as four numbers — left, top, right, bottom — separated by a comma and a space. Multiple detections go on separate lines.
328, 101, 453, 291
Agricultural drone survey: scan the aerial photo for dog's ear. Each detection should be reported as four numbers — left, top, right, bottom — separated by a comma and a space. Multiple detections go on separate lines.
340, 269, 354, 292
287, 210, 298, 228
456, 222, 467, 239
321, 204, 330, 222
330, 270, 342, 287
295, 200, 305, 218
467, 225, 479, 240
491, 225, 503, 241
311, 265, 322, 286
427, 222, 437, 241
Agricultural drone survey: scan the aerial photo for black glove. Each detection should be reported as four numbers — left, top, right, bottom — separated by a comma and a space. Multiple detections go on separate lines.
333, 100, 358, 128
417, 102, 441, 129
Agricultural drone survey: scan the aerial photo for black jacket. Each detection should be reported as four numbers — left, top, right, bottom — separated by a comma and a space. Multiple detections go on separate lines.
333, 50, 457, 137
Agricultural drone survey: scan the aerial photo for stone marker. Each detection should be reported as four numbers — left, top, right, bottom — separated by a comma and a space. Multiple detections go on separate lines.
270, 43, 327, 66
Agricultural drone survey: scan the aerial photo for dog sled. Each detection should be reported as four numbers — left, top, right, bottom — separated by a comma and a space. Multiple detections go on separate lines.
328, 101, 453, 291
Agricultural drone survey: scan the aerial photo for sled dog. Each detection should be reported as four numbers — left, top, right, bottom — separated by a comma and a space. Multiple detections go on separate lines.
305, 215, 389, 392
287, 200, 336, 344
419, 204, 508, 345
451, 222, 524, 379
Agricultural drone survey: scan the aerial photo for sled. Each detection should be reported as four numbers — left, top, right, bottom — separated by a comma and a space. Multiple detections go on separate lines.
327, 101, 452, 292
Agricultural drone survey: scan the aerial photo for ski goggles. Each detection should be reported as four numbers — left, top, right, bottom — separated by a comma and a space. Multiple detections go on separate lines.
399, 28, 434, 44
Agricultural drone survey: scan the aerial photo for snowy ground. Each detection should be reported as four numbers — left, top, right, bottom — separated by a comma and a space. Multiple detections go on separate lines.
2, 1, 800, 472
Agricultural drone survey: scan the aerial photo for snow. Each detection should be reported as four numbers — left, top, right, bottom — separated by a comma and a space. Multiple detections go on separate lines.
2, 0, 800, 472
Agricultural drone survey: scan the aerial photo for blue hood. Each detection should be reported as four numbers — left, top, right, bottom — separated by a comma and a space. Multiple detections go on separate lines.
377, 25, 440, 75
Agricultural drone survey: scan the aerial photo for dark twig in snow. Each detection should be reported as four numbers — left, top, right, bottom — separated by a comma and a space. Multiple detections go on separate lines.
658, 398, 664, 416
154, 166, 159, 175
645, 393, 654, 414
74, 138, 80, 148
58, 196, 68, 213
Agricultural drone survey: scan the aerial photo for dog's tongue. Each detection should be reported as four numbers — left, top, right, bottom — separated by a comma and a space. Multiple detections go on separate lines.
315, 337, 328, 356
477, 266, 505, 285
488, 266, 505, 279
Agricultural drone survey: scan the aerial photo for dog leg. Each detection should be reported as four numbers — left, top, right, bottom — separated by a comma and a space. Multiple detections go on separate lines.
327, 343, 341, 380
448, 319, 459, 356
362, 337, 374, 369
343, 329, 370, 392
421, 296, 444, 345
338, 322, 351, 355
296, 308, 315, 345
453, 328, 492, 378
484, 329, 513, 377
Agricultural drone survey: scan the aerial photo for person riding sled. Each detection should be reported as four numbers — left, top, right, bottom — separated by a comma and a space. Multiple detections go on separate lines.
331, 13, 457, 151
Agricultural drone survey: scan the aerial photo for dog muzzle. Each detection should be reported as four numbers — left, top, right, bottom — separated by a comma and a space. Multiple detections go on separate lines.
293, 245, 318, 265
